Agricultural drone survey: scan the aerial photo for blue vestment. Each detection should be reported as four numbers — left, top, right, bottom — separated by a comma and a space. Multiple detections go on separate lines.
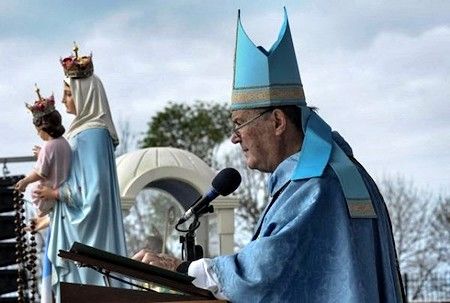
212, 134, 404, 302
47, 128, 127, 299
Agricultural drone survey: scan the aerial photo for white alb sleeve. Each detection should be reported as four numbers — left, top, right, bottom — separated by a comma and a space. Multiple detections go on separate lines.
188, 258, 229, 300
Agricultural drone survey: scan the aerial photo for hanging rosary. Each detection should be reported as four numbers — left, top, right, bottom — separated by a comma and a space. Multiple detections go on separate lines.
13, 190, 38, 303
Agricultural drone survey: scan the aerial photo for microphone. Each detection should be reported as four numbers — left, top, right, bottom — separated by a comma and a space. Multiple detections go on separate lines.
177, 167, 241, 224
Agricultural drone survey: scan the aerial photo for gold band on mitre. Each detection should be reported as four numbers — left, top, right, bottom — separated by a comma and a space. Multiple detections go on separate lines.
232, 85, 305, 106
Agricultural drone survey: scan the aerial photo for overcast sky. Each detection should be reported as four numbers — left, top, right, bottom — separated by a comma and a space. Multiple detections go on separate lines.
1, 0, 449, 195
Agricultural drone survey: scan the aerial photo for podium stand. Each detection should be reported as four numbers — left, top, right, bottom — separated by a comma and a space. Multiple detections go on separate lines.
58, 242, 226, 302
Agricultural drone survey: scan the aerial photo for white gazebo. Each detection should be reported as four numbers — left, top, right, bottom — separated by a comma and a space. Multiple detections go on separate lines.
116, 147, 239, 256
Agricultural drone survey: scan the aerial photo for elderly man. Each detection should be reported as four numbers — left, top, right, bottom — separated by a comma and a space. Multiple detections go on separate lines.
133, 9, 405, 303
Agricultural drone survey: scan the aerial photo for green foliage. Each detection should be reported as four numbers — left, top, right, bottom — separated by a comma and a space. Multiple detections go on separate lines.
140, 101, 233, 166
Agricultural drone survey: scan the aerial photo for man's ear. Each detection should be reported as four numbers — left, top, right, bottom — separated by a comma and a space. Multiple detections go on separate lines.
272, 109, 287, 136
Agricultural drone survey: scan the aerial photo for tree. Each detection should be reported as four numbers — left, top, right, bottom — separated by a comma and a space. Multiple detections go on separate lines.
115, 118, 138, 157
124, 188, 184, 257
380, 176, 450, 300
140, 101, 233, 166
426, 196, 450, 298
140, 100, 266, 249
430, 196, 450, 265
127, 101, 234, 256
213, 145, 269, 248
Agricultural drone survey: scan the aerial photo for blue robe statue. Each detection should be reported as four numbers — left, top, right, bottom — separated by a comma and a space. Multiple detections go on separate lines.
48, 128, 127, 299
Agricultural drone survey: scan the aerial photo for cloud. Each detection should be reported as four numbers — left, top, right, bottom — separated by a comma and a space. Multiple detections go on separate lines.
76, 8, 235, 130
301, 24, 450, 192
0, 1, 448, 195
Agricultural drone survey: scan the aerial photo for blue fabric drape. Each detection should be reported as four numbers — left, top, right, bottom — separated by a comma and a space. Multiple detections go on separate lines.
47, 128, 127, 300
212, 134, 403, 303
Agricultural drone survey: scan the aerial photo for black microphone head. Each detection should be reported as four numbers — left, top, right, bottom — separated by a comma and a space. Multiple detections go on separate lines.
211, 167, 241, 196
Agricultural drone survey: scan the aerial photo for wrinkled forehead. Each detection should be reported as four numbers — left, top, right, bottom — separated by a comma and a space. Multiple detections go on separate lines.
231, 109, 261, 121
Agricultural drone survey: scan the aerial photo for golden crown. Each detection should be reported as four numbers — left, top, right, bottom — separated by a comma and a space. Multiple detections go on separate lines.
25, 84, 56, 121
60, 42, 93, 78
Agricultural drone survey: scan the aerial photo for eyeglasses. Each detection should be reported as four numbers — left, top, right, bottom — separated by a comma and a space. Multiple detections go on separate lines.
232, 109, 272, 136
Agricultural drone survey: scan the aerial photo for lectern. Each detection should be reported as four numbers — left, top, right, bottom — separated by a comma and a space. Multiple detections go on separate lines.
58, 242, 226, 302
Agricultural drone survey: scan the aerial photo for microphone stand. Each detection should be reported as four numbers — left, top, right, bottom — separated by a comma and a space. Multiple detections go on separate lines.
180, 219, 202, 262
177, 204, 214, 262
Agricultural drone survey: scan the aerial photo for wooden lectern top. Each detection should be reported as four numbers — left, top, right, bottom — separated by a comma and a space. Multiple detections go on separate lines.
58, 242, 227, 303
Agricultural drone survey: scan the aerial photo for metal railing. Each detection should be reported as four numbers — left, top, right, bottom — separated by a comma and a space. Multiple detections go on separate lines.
0, 156, 35, 176
404, 272, 450, 302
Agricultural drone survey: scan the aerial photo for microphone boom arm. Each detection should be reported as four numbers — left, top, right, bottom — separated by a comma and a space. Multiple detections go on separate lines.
176, 167, 242, 261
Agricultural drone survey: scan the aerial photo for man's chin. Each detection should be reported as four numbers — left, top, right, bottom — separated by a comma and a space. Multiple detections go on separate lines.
246, 159, 257, 170
245, 155, 260, 170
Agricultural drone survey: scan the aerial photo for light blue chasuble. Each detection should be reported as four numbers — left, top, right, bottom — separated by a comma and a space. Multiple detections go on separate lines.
47, 128, 127, 300
211, 135, 403, 302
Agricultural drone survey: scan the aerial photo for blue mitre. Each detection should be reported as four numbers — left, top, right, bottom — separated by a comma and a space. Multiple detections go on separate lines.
231, 8, 376, 218
232, 8, 306, 110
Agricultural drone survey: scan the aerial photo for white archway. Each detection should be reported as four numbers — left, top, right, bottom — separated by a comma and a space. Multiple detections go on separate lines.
116, 147, 239, 256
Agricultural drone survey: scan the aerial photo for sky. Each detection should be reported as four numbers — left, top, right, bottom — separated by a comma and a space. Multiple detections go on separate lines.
0, 0, 449, 195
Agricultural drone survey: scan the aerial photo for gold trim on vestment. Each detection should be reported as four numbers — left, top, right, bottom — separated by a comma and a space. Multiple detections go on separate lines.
347, 199, 377, 218
232, 86, 305, 103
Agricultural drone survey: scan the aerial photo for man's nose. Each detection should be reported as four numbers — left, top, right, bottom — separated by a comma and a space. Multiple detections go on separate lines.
231, 132, 240, 144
